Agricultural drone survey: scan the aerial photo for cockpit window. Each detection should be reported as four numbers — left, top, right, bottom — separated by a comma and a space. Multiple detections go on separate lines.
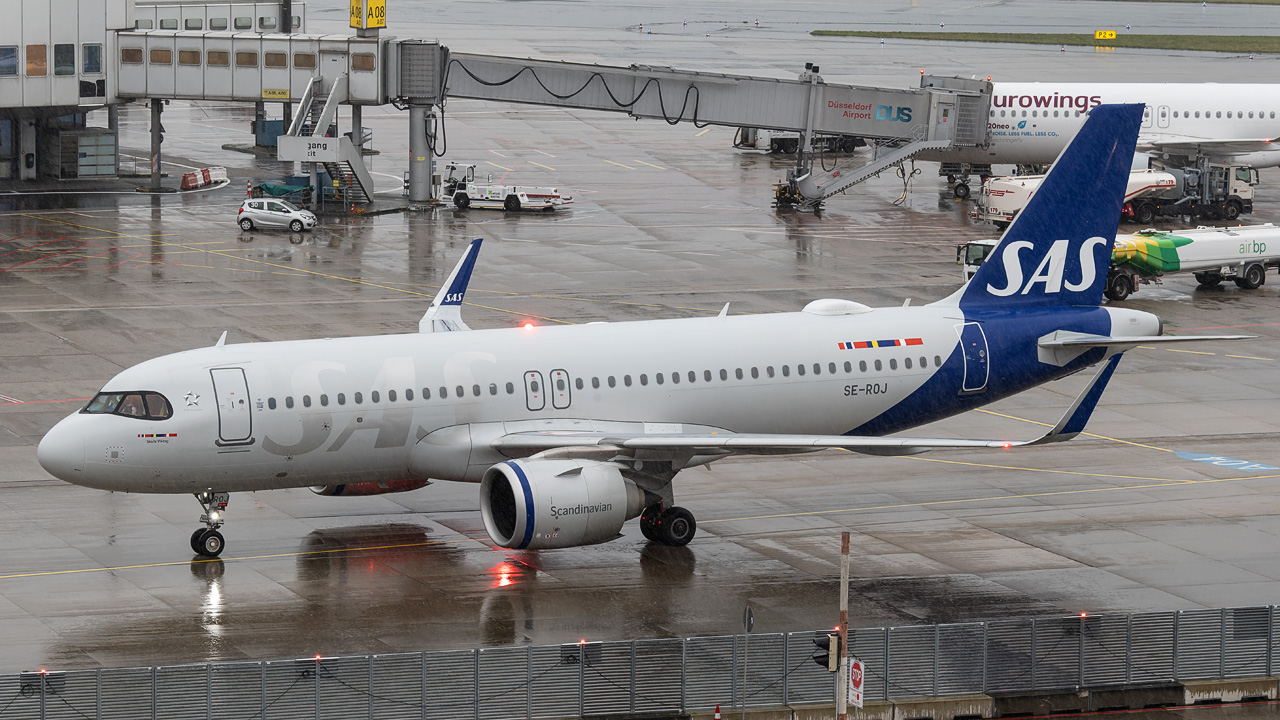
82, 391, 173, 420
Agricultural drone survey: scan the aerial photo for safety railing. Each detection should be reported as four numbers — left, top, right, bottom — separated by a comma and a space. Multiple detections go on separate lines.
2, 605, 1276, 720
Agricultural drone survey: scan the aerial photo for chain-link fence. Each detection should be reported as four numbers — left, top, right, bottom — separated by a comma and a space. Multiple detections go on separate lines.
3, 605, 1275, 720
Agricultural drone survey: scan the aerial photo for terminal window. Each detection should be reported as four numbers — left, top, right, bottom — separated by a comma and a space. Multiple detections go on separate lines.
259, 16, 278, 30
235, 51, 258, 67
210, 18, 228, 31
233, 17, 252, 30
25, 45, 46, 76
149, 48, 172, 65
185, 18, 202, 30
0, 47, 15, 76
82, 44, 102, 74
120, 48, 143, 64
291, 15, 301, 29
159, 18, 178, 30
53, 44, 74, 75
135, 19, 153, 29
207, 51, 229, 66
352, 53, 375, 71
264, 52, 287, 68
293, 53, 315, 69
178, 50, 201, 66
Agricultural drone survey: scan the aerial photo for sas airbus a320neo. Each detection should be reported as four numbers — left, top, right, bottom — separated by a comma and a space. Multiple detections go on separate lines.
38, 105, 1245, 558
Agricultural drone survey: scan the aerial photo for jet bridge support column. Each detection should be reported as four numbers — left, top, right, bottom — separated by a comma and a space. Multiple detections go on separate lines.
149, 99, 163, 191
408, 104, 433, 203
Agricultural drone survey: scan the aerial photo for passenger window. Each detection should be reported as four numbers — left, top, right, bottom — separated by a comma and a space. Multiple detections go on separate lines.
530, 380, 539, 393
557, 378, 567, 391
782, 366, 790, 377
354, 392, 362, 404
422, 387, 431, 399
934, 356, 942, 367
320, 394, 328, 406
337, 393, 345, 405
575, 378, 583, 390
267, 202, 286, 212
703, 370, 712, 382
671, 372, 679, 384
719, 369, 728, 381
505, 383, 514, 394
302, 395, 311, 407
285, 396, 294, 409
210, 17, 228, 31
828, 363, 836, 374
797, 365, 806, 376
813, 363, 821, 375
750, 367, 759, 379
607, 376, 616, 388
874, 360, 883, 371
920, 357, 927, 368
371, 391, 380, 403
655, 374, 663, 385
472, 385, 480, 397
388, 390, 397, 402
889, 359, 898, 370
405, 389, 414, 401
624, 375, 632, 387
859, 361, 867, 372
735, 369, 743, 380
490, 384, 498, 395
457, 385, 465, 398
843, 362, 851, 373
1227, 112, 1233, 119
268, 397, 277, 410
591, 378, 600, 389
439, 387, 447, 399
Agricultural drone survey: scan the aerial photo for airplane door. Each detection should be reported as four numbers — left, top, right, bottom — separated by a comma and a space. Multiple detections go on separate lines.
1157, 105, 1170, 128
210, 367, 253, 444
955, 323, 989, 394
550, 369, 571, 409
1142, 106, 1153, 128
523, 371, 545, 411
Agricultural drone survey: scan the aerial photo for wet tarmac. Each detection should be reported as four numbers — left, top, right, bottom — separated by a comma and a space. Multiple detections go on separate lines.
2, 0, 1280, 679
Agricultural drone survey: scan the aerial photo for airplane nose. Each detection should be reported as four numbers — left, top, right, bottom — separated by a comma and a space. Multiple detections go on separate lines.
37, 418, 85, 482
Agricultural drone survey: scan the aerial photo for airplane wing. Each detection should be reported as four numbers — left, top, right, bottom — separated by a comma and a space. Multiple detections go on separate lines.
492, 353, 1126, 460
1136, 134, 1278, 159
419, 238, 482, 333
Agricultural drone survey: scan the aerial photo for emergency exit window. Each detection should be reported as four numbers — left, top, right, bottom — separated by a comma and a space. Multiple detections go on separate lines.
25, 45, 46, 77
0, 47, 16, 76
82, 44, 102, 74
53, 44, 74, 75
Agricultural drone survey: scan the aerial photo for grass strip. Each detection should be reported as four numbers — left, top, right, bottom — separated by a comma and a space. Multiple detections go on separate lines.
811, 30, 1280, 54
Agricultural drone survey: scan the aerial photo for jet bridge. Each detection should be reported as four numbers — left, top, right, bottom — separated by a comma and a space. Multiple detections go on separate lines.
437, 54, 992, 208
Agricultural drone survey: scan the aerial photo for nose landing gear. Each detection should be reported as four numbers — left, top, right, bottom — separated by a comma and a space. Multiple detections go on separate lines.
191, 490, 229, 558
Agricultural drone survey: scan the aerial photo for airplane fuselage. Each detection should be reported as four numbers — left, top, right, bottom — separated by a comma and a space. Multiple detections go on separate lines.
38, 302, 1153, 495
920, 82, 1280, 167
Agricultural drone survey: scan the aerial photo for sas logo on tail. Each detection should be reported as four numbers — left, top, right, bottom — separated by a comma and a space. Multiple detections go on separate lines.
986, 237, 1108, 296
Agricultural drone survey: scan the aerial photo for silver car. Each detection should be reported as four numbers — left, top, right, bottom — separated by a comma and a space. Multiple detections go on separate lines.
238, 199, 318, 232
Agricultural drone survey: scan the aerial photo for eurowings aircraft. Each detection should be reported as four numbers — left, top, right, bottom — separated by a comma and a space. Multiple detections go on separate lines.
38, 105, 1247, 558
918, 83, 1280, 167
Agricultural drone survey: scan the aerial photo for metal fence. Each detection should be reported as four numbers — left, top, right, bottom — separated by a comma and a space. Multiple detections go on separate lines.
4, 605, 1277, 720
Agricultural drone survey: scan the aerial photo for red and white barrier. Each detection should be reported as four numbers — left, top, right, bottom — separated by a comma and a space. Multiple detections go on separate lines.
181, 167, 229, 191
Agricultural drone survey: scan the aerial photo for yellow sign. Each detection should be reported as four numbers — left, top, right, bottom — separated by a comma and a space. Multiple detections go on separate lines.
1094, 30, 1116, 39
261, 88, 290, 100
350, 0, 386, 29
1094, 46, 1116, 53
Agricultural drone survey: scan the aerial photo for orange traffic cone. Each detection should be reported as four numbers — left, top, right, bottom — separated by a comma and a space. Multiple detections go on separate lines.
714, 705, 722, 720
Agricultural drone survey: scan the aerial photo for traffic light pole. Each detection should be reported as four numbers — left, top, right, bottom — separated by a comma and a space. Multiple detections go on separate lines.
837, 531, 850, 720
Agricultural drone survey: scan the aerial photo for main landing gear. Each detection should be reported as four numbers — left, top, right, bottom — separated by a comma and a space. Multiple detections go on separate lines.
639, 504, 697, 546
191, 490, 229, 558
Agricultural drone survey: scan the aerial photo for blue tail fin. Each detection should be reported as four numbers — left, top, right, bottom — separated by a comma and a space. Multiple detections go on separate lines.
960, 104, 1144, 309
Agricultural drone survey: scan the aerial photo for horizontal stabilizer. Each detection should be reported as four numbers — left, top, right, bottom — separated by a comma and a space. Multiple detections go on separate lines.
1039, 331, 1255, 349
420, 238, 483, 333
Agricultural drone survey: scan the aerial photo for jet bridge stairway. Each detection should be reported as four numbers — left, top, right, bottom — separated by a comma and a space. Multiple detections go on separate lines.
283, 74, 374, 203
789, 132, 953, 210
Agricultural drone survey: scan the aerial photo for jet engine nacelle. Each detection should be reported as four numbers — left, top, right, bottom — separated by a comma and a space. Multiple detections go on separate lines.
480, 459, 645, 550
310, 479, 431, 497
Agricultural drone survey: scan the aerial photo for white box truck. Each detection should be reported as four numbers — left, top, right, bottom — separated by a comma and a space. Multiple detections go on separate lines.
958, 224, 1280, 301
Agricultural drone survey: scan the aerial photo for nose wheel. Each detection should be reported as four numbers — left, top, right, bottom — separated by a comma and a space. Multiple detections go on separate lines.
639, 504, 697, 546
192, 491, 229, 558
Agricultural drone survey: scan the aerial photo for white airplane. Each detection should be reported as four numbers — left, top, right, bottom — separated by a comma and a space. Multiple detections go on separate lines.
920, 82, 1280, 168
38, 105, 1247, 558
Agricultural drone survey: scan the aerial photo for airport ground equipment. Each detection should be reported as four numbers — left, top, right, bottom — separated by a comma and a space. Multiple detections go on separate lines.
1127, 161, 1258, 223
975, 169, 1178, 229
6, 605, 1278, 718
437, 162, 572, 210
958, 223, 1280, 300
